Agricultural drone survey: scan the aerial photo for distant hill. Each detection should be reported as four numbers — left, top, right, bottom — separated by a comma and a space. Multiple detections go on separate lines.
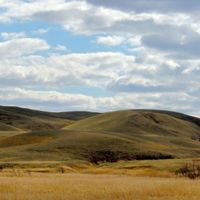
0, 107, 199, 162
64, 110, 200, 138
0, 106, 99, 132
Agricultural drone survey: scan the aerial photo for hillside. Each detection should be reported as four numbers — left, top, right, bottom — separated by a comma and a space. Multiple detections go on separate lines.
64, 110, 200, 138
0, 106, 99, 121
0, 108, 199, 162
0, 106, 99, 132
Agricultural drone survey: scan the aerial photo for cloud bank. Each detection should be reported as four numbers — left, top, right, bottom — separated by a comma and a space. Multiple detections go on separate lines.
0, 0, 199, 116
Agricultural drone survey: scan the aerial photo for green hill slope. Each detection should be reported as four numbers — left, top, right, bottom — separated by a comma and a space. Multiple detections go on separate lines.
64, 110, 200, 138
0, 108, 199, 162
0, 122, 20, 131
0, 106, 99, 120
0, 106, 99, 133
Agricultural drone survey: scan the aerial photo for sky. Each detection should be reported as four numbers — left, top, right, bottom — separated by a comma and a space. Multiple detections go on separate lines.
0, 0, 199, 116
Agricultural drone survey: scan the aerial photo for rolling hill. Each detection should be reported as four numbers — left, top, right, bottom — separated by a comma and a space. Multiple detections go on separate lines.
0, 107, 199, 162
0, 106, 99, 132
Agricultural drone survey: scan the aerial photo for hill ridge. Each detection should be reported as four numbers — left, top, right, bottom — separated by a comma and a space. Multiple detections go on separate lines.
0, 106, 199, 162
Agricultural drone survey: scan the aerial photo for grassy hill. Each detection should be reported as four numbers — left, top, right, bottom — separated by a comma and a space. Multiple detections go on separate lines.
64, 110, 200, 138
0, 106, 99, 132
0, 106, 99, 121
0, 107, 199, 162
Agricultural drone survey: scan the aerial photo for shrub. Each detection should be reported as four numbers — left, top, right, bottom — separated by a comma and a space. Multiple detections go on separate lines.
89, 150, 173, 164
89, 150, 118, 164
134, 152, 173, 160
0, 163, 15, 171
58, 166, 65, 174
175, 160, 200, 179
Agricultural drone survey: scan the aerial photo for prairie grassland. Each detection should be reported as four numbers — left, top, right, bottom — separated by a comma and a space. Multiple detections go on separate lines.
0, 173, 200, 200
0, 158, 197, 179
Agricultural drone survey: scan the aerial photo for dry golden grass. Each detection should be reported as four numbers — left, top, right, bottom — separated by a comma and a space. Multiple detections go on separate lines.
0, 173, 200, 200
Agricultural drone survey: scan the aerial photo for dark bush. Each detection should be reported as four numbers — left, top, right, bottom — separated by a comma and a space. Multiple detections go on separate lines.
191, 136, 200, 142
175, 164, 191, 176
115, 152, 134, 161
89, 150, 118, 164
175, 160, 200, 179
58, 166, 65, 174
0, 163, 15, 171
89, 150, 173, 164
134, 152, 173, 160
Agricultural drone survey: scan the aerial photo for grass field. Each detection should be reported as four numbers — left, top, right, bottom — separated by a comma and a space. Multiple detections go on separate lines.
0, 159, 199, 200
0, 158, 197, 175
0, 173, 200, 200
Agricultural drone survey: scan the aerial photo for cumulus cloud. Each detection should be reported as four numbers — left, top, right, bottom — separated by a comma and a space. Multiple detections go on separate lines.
32, 28, 50, 35
53, 45, 68, 52
0, 1, 199, 116
0, 32, 26, 40
0, 35, 198, 115
0, 87, 198, 116
1, 1, 193, 34
142, 30, 200, 57
1, 0, 199, 59
87, 0, 200, 13
0, 51, 151, 88
0, 37, 50, 58
96, 35, 124, 46
0, 48, 197, 97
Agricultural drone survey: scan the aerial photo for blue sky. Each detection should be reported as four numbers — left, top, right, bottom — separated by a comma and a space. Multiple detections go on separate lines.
0, 0, 199, 116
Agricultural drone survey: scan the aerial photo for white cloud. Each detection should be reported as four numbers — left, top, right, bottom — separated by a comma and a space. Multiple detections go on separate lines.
0, 51, 148, 88
1, 1, 185, 34
0, 87, 198, 116
32, 28, 50, 35
0, 1, 199, 116
1, 0, 199, 59
0, 48, 197, 97
0, 37, 50, 58
96, 35, 124, 46
127, 36, 142, 46
87, 0, 200, 14
0, 47, 198, 115
54, 44, 68, 52
0, 32, 26, 40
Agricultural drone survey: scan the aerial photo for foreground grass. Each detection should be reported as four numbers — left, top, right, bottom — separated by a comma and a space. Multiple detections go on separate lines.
0, 158, 198, 176
0, 173, 200, 200
0, 159, 199, 200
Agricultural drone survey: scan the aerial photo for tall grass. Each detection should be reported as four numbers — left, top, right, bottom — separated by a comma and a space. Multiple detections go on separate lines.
0, 173, 200, 200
